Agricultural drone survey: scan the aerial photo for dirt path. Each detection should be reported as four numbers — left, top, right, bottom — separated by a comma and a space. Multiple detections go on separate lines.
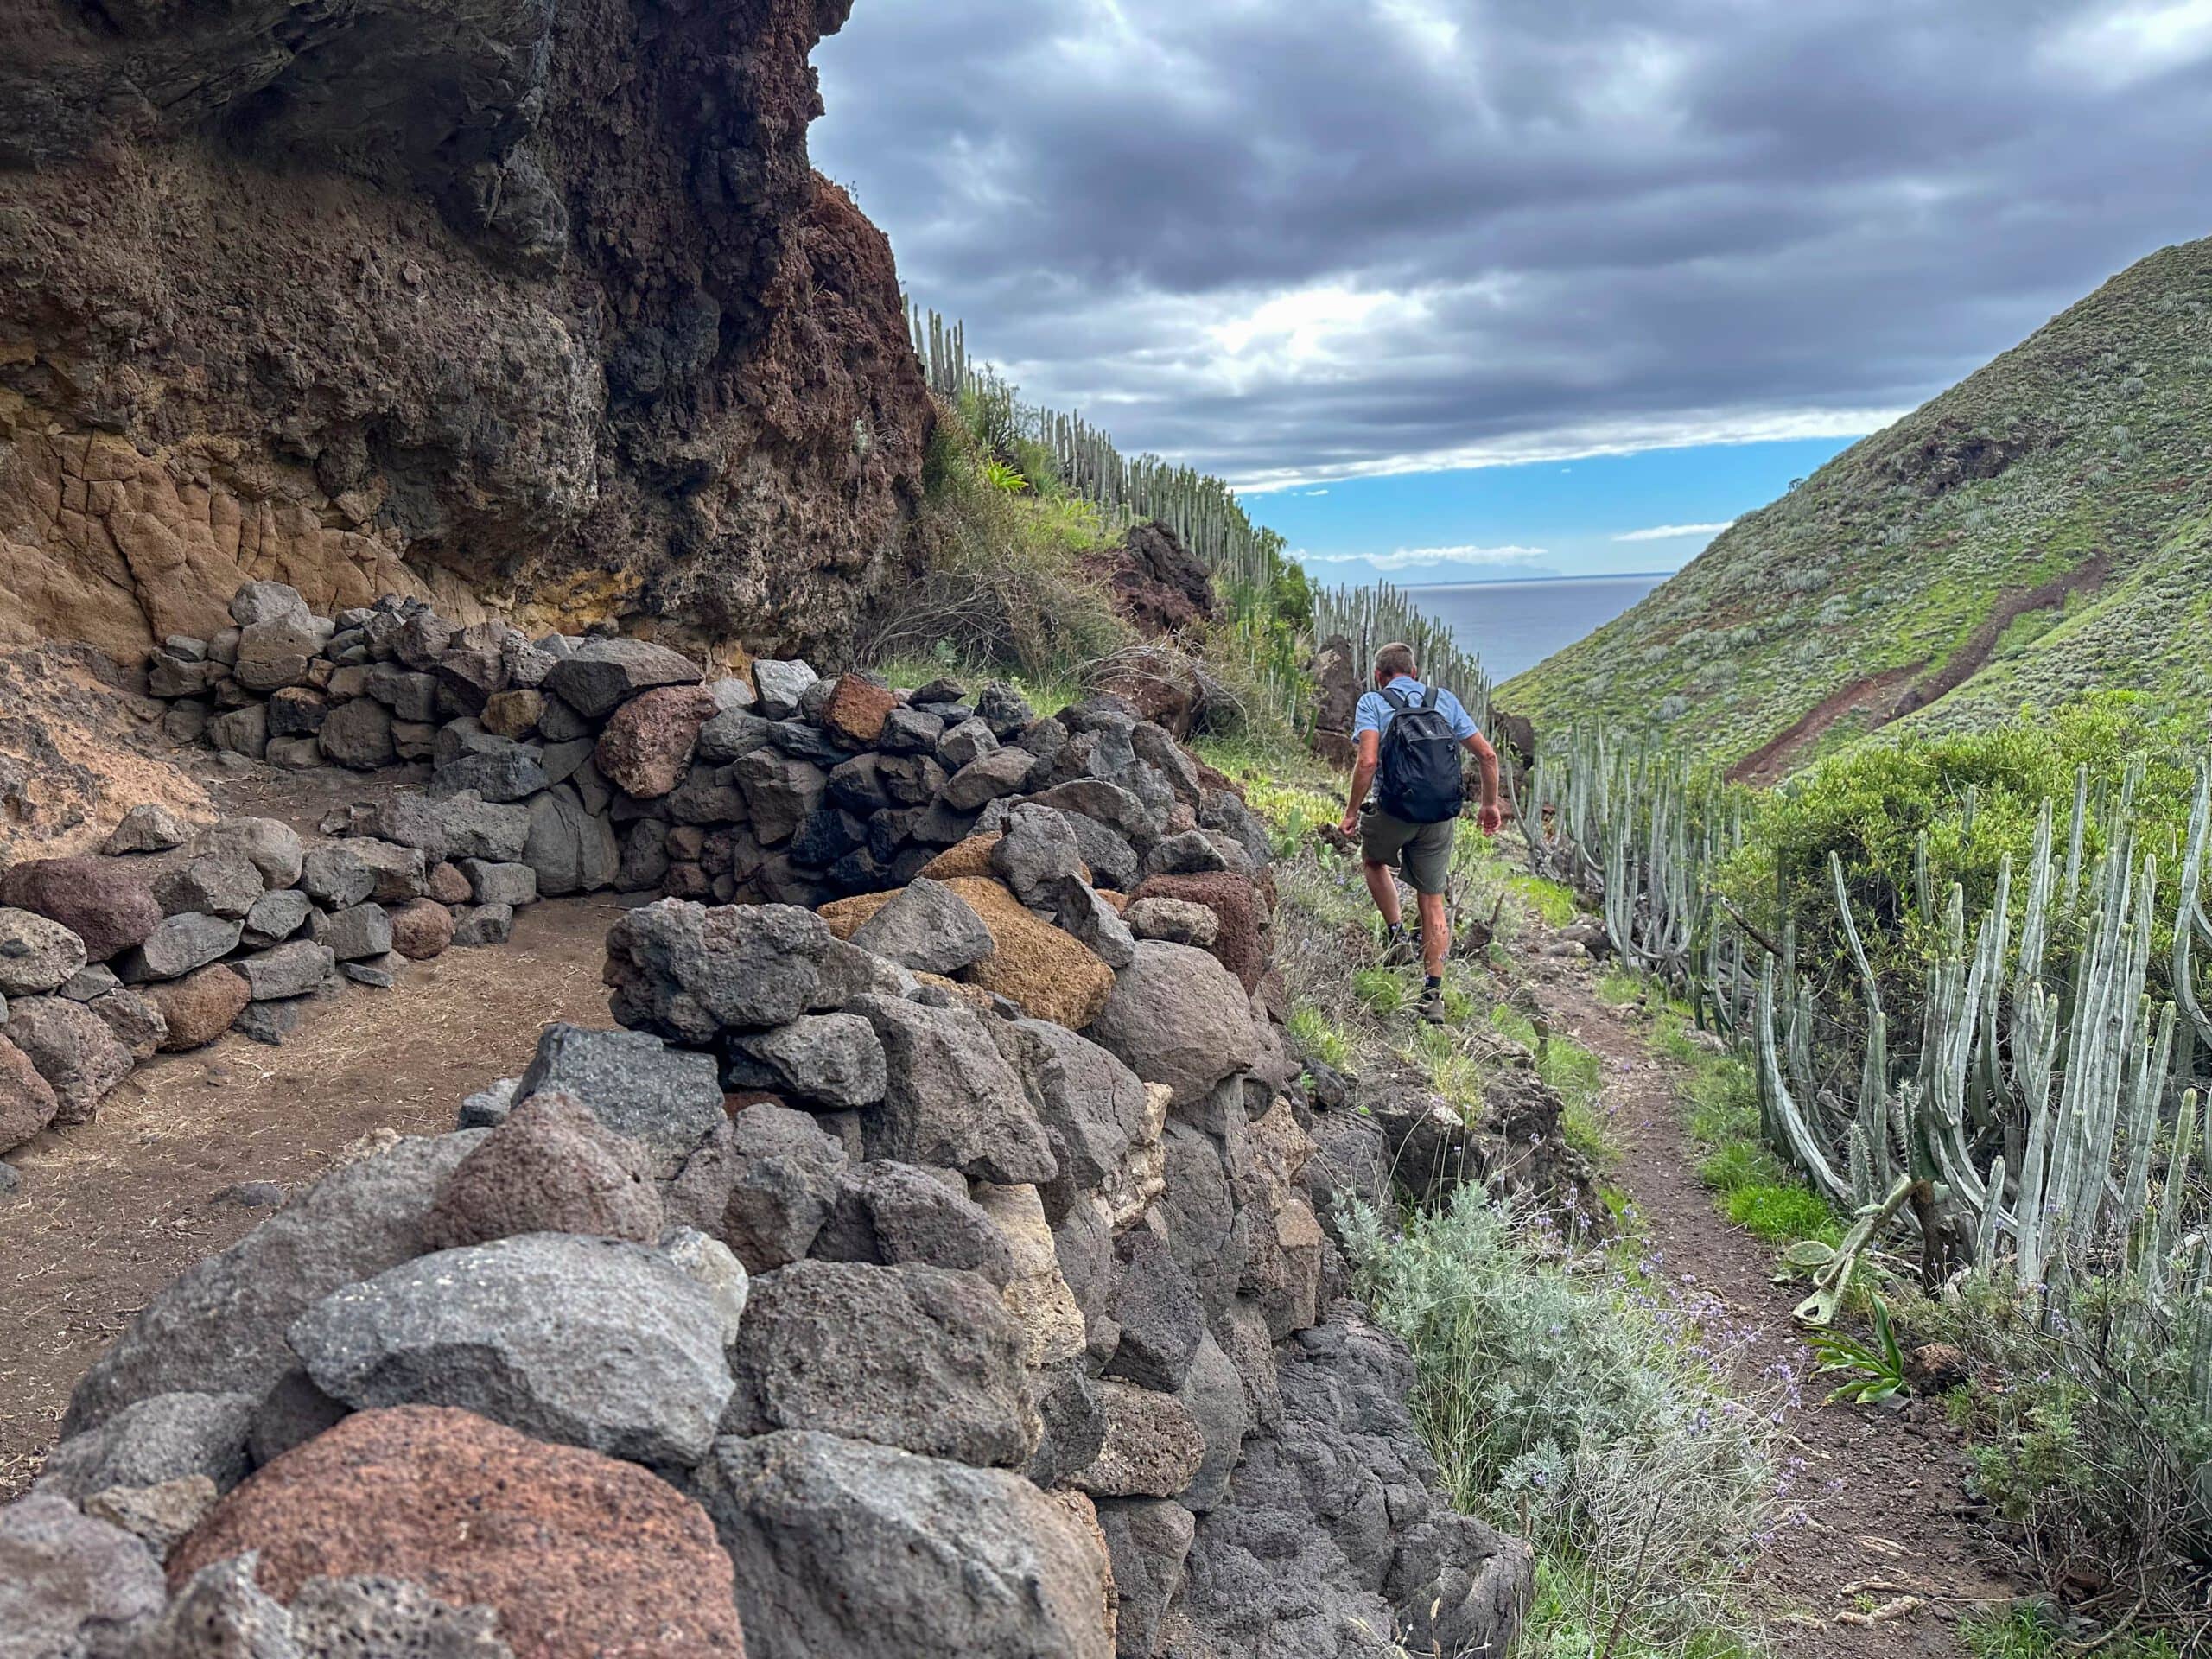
0, 895, 623, 1497
1518, 945, 2020, 1656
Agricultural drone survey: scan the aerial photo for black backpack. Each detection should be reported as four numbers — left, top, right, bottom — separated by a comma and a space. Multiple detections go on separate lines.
1376, 686, 1465, 824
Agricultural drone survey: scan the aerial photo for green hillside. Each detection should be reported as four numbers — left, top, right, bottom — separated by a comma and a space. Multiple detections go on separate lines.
1504, 236, 2212, 780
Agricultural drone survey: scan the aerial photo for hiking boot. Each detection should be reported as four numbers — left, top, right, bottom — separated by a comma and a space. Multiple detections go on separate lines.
1381, 930, 1419, 969
1417, 982, 1446, 1025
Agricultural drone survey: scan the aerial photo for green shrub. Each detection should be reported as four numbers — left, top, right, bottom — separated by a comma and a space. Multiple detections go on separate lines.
1722, 693, 2200, 1013
1346, 1188, 1778, 1655
1941, 1272, 2212, 1624
859, 412, 1130, 684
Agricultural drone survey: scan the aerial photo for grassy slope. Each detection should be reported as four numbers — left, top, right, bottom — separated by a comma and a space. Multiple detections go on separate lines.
1503, 236, 2212, 773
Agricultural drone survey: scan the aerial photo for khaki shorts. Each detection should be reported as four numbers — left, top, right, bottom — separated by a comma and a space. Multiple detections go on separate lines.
1360, 805, 1456, 895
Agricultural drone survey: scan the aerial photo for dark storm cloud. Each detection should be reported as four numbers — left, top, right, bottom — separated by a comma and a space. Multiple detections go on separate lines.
810, 0, 2212, 488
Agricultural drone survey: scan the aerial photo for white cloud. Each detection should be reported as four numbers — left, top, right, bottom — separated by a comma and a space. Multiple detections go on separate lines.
2040, 1, 2212, 89
1300, 543, 1548, 571
1231, 410, 1898, 494
1613, 520, 1736, 542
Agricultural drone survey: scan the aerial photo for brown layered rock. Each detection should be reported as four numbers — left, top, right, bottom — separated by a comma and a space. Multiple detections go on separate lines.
424, 1092, 664, 1249
0, 0, 929, 664
169, 1406, 747, 1656
596, 685, 720, 799
942, 877, 1117, 1031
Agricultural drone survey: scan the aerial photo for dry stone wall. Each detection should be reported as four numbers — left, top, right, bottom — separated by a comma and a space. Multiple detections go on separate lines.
4, 580, 1548, 1656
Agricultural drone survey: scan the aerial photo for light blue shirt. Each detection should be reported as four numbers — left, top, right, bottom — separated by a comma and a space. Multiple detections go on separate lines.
1352, 676, 1478, 742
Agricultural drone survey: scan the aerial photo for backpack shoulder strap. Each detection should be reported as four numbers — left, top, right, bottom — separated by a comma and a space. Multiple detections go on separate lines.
1380, 686, 1411, 711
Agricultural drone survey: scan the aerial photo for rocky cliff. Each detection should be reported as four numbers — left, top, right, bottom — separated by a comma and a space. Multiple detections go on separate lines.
0, 0, 929, 666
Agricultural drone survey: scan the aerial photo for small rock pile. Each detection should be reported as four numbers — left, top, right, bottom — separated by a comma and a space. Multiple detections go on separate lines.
0, 799, 490, 1154
6, 775, 1537, 1656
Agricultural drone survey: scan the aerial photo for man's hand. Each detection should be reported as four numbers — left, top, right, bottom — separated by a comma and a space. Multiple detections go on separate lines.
1338, 803, 1363, 837
1478, 803, 1504, 836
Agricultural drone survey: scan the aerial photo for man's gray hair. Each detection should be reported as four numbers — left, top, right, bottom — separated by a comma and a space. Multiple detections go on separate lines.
1375, 642, 1418, 680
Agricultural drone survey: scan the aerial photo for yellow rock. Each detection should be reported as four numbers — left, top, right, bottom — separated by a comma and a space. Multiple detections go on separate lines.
944, 875, 1116, 1030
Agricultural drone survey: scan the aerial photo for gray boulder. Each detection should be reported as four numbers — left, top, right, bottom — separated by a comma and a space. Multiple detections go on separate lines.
299, 844, 378, 908
989, 804, 1085, 910
123, 912, 243, 981
188, 818, 305, 889
751, 658, 818, 720
431, 744, 549, 804
1104, 1229, 1206, 1391
154, 853, 264, 919
994, 1019, 1156, 1198
515, 1024, 725, 1180
852, 995, 1057, 1185
605, 901, 874, 1043
459, 860, 538, 908
33, 1390, 256, 1501
733, 749, 828, 846
317, 696, 397, 768
321, 904, 394, 963
1096, 1498, 1196, 1659
104, 804, 191, 855
89, 988, 168, 1062
63, 1132, 486, 1432
847, 876, 994, 976
522, 785, 619, 895
936, 715, 1000, 770
728, 1013, 887, 1109
814, 1160, 1017, 1287
229, 580, 310, 627
1146, 828, 1255, 880
697, 1431, 1113, 1659
229, 941, 336, 1001
725, 1261, 1035, 1465
5, 995, 133, 1124
696, 708, 776, 764
939, 746, 1038, 812
450, 903, 513, 946
1174, 1330, 1249, 1512
721, 1104, 848, 1272
289, 1232, 735, 1468
1086, 942, 1261, 1106
207, 703, 270, 759
365, 663, 441, 721
544, 637, 702, 719
243, 887, 314, 945
365, 792, 531, 865
0, 1494, 165, 1652
1124, 896, 1219, 947
1058, 880, 1136, 970
0, 906, 87, 995
1027, 779, 1162, 845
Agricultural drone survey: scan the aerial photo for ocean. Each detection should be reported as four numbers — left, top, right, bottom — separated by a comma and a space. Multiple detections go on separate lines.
1404, 575, 1669, 684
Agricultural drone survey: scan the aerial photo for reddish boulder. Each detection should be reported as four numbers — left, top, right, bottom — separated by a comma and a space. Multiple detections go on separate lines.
0, 1033, 60, 1153
427, 862, 474, 906
389, 899, 455, 962
1128, 871, 1266, 992
595, 685, 719, 800
0, 856, 162, 962
818, 674, 897, 747
169, 1407, 747, 1657
424, 1091, 663, 1249
149, 964, 255, 1052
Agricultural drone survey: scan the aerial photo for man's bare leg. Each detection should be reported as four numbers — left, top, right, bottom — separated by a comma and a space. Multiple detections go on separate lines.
1418, 890, 1449, 978
1363, 860, 1403, 929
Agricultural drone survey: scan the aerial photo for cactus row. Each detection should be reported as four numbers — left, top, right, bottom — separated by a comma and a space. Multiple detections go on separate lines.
1309, 582, 1493, 734
1527, 728, 2212, 1343
908, 302, 1290, 605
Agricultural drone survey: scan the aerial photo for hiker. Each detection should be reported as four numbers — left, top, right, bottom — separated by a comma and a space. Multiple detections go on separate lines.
1336, 642, 1503, 1022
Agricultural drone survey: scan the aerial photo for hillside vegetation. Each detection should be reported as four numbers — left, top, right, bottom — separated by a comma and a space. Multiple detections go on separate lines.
1505, 236, 2212, 780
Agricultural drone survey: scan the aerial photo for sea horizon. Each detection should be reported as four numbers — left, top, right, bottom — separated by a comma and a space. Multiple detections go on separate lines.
1400, 570, 1677, 590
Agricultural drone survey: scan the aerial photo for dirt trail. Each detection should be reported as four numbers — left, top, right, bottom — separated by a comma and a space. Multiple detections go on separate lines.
0, 896, 623, 1497
1517, 944, 2020, 1656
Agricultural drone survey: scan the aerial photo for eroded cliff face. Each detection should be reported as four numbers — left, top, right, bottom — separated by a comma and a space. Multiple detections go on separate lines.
0, 0, 929, 665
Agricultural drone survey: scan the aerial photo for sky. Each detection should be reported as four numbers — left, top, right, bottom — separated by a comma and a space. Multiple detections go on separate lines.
812, 0, 2212, 587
